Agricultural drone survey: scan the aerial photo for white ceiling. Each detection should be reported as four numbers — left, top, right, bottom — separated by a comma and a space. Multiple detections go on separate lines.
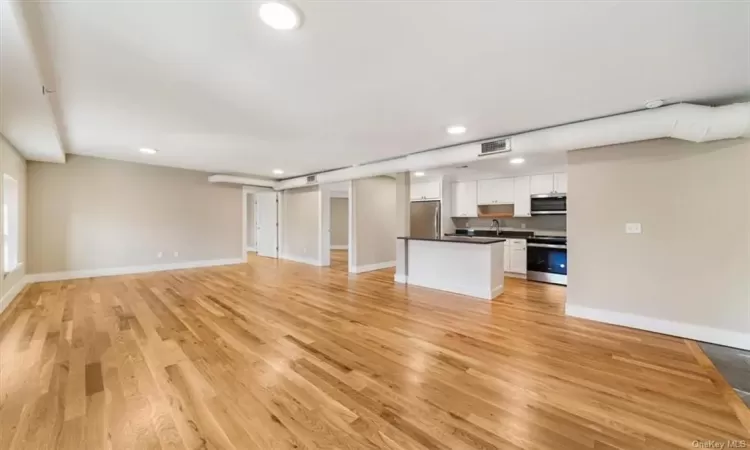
5, 1, 749, 176
0, 0, 64, 162
411, 152, 569, 183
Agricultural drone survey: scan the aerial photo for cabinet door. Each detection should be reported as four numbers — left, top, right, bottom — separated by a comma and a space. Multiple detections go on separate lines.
477, 179, 498, 205
530, 174, 555, 195
452, 181, 477, 217
411, 181, 441, 200
496, 178, 514, 203
504, 241, 510, 271
554, 172, 568, 194
478, 178, 514, 205
513, 176, 531, 217
510, 240, 527, 274
421, 181, 441, 200
410, 182, 425, 200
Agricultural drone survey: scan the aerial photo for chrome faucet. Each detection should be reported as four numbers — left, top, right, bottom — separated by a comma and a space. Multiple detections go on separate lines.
491, 219, 501, 236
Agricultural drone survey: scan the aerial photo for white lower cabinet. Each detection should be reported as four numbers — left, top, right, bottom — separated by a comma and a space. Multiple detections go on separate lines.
506, 239, 527, 275
510, 239, 527, 274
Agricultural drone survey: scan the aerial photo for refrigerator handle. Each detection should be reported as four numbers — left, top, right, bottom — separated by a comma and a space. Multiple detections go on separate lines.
434, 206, 439, 238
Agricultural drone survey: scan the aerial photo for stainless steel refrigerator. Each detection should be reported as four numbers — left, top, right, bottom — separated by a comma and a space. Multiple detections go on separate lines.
410, 201, 441, 238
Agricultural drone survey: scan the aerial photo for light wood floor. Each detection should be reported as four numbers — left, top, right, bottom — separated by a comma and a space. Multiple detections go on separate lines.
1, 253, 748, 449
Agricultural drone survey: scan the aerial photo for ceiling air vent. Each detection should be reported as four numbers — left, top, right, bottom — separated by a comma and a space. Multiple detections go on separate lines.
306, 175, 317, 184
479, 139, 511, 156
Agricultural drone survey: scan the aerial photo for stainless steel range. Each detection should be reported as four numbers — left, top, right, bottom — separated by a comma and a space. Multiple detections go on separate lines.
526, 235, 567, 286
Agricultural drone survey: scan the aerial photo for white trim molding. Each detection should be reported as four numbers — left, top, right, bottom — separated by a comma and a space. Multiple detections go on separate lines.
0, 276, 29, 315
245, 247, 257, 252
394, 274, 407, 284
352, 260, 396, 274
25, 258, 245, 283
330, 245, 348, 250
280, 254, 324, 267
566, 304, 750, 351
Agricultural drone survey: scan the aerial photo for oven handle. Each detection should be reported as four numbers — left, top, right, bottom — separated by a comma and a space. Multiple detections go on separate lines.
528, 243, 567, 249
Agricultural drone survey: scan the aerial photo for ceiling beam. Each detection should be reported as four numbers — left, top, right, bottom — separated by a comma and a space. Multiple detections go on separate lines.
9, 0, 67, 162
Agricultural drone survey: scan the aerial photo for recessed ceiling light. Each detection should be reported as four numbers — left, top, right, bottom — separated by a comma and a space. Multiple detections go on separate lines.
510, 157, 525, 165
446, 125, 467, 135
259, 1, 302, 30
414, 171, 425, 177
272, 169, 284, 175
645, 99, 664, 109
139, 147, 157, 155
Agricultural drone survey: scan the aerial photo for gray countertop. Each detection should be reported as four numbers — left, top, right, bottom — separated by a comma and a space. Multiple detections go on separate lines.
397, 236, 506, 245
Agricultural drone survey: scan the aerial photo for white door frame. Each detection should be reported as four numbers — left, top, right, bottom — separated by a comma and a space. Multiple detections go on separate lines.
348, 180, 356, 273
241, 187, 258, 255
318, 187, 331, 267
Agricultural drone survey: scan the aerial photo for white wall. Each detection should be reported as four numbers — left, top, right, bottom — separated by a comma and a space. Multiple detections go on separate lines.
351, 176, 397, 272
567, 138, 750, 350
281, 186, 321, 265
27, 155, 243, 275
0, 135, 27, 313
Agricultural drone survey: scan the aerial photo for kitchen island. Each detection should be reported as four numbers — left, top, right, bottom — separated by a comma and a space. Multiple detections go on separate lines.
396, 236, 505, 300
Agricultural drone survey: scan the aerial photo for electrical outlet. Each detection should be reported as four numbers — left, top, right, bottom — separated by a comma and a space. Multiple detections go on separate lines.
173, 251, 179, 258
625, 223, 642, 234
520, 223, 526, 229
157, 252, 163, 258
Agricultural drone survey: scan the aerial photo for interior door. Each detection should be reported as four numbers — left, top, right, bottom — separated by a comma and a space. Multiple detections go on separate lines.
256, 192, 278, 258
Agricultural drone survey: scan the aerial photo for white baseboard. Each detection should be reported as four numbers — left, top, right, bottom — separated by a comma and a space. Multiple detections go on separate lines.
566, 304, 750, 351
352, 260, 396, 274
0, 276, 29, 315
25, 258, 245, 283
280, 254, 323, 267
245, 247, 256, 252
330, 245, 348, 250
491, 284, 504, 299
504, 272, 527, 279
394, 273, 407, 284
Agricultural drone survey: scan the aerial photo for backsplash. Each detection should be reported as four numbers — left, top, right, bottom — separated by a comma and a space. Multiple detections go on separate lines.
452, 215, 567, 232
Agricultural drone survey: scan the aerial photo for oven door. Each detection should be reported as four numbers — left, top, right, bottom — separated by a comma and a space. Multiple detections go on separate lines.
527, 243, 567, 285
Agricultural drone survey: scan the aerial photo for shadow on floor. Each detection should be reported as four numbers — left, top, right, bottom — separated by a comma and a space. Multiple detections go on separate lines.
700, 342, 750, 407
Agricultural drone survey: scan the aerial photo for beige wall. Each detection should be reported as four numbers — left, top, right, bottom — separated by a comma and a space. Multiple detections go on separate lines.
330, 197, 348, 247
0, 135, 27, 307
281, 186, 320, 262
567, 138, 750, 339
353, 176, 397, 268
27, 155, 242, 273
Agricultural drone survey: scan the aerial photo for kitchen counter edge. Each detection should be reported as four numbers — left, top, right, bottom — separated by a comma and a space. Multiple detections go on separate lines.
397, 236, 506, 245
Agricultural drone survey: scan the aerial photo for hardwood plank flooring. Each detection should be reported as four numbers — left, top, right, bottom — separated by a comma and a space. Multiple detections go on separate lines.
0, 254, 747, 449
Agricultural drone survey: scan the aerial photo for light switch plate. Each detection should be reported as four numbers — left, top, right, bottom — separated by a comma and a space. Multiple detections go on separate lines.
625, 223, 642, 234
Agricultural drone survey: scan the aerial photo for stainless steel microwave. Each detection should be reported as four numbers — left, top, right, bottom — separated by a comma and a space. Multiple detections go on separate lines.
530, 194, 566, 215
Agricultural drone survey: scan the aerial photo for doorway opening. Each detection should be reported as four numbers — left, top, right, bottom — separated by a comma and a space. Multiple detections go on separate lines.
327, 183, 349, 272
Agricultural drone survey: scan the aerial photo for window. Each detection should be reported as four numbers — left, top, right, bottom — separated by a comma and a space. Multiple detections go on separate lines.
3, 174, 19, 274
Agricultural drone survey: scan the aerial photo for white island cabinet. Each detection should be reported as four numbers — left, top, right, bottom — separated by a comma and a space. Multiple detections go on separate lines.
397, 236, 505, 300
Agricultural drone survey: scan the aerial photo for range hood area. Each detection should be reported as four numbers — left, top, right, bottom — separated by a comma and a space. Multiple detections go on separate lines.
211, 102, 750, 190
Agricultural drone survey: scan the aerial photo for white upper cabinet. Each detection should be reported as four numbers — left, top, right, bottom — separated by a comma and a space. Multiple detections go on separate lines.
530, 173, 567, 195
477, 178, 514, 205
452, 181, 477, 217
530, 174, 555, 195
513, 176, 531, 217
553, 172, 568, 194
410, 181, 441, 201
